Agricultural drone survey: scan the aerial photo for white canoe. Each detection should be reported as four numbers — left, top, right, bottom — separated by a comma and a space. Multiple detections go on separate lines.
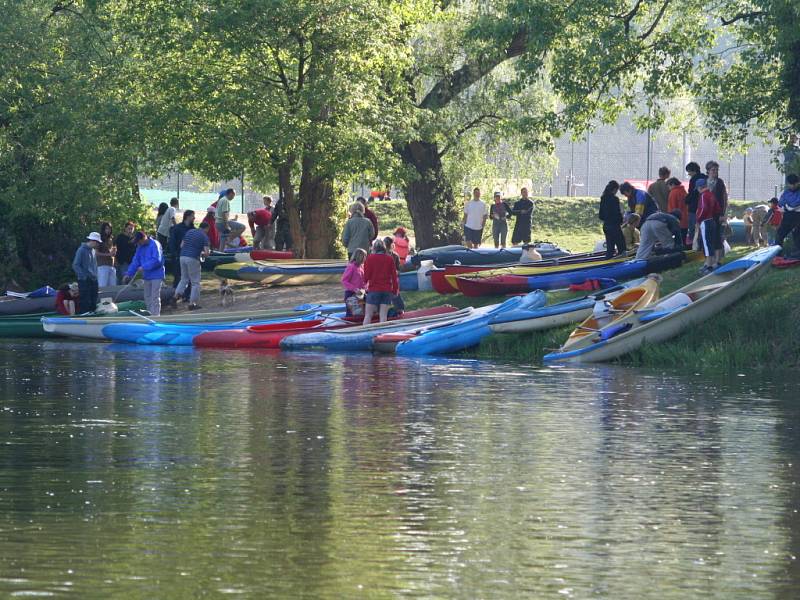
543, 246, 781, 364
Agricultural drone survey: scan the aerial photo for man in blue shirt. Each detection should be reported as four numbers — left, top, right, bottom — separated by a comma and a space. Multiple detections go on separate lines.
71, 232, 101, 313
619, 182, 659, 225
776, 173, 800, 256
173, 222, 210, 310
124, 231, 166, 316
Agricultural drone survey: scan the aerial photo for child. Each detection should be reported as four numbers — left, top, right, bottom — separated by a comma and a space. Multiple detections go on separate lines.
363, 239, 399, 324
743, 207, 754, 245
384, 236, 405, 314
55, 283, 79, 315
393, 227, 410, 262
763, 197, 783, 244
621, 213, 641, 249
341, 248, 366, 316
696, 178, 722, 273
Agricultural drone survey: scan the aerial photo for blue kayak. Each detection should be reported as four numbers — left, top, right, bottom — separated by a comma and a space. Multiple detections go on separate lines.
412, 244, 570, 267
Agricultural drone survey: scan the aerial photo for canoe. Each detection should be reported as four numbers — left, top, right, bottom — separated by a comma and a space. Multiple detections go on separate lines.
280, 306, 465, 352
391, 291, 547, 356
0, 301, 147, 338
430, 250, 625, 294
194, 319, 335, 349
488, 279, 647, 333
412, 243, 570, 267
772, 256, 800, 268
0, 285, 175, 316
201, 251, 238, 272
455, 253, 686, 297
243, 250, 295, 261
543, 246, 781, 363
557, 276, 660, 352
41, 303, 344, 341
214, 260, 348, 284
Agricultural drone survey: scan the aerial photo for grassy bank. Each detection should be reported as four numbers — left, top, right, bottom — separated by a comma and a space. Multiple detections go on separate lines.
403, 249, 800, 371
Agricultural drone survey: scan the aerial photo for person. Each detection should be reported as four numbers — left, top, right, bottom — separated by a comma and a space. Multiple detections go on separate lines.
685, 162, 703, 241
696, 178, 722, 273
647, 167, 671, 212
598, 180, 626, 257
72, 232, 101, 313
463, 187, 487, 248
114, 221, 137, 285
619, 182, 659, 225
215, 188, 235, 250
751, 203, 768, 247
155, 202, 169, 244
248, 200, 273, 250
363, 239, 398, 324
200, 206, 220, 251
272, 195, 292, 251
393, 227, 410, 262
174, 221, 210, 310
511, 187, 535, 245
157, 197, 179, 247
622, 213, 641, 249
341, 248, 367, 316
743, 207, 754, 245
55, 282, 79, 316
489, 191, 512, 248
666, 177, 689, 241
384, 236, 405, 313
342, 202, 375, 259
168, 210, 196, 301
705, 160, 728, 264
357, 197, 379, 242
775, 173, 800, 255
519, 244, 543, 263
763, 197, 783, 244
636, 210, 683, 259
96, 221, 117, 288
124, 231, 166, 316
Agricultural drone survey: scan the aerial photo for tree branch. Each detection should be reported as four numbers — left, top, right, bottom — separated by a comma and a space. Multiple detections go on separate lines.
720, 11, 766, 26
639, 0, 671, 40
438, 114, 502, 157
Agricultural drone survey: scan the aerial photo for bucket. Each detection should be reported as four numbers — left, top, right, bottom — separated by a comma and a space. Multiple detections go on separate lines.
417, 260, 434, 291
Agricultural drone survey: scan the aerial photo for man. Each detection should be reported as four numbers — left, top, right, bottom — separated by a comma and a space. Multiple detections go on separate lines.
174, 222, 211, 310
342, 202, 375, 258
215, 188, 235, 250
665, 177, 688, 240
463, 187, 487, 248
272, 195, 292, 251
114, 221, 137, 285
636, 210, 684, 260
751, 203, 769, 247
263, 196, 276, 249
511, 187, 535, 245
71, 232, 101, 313
775, 173, 800, 256
157, 197, 179, 247
168, 210, 195, 301
619, 182, 659, 225
705, 160, 728, 264
685, 162, 703, 241
248, 200, 273, 250
357, 197, 379, 241
647, 167, 671, 212
124, 231, 166, 316
489, 191, 512, 248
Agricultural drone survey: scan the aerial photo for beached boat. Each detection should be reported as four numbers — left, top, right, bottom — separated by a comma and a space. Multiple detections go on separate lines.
0, 301, 147, 338
0, 285, 175, 316
412, 243, 569, 267
543, 246, 781, 363
236, 250, 294, 261
214, 260, 348, 284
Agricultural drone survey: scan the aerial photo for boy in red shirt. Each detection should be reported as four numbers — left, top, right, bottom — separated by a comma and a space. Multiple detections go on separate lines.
362, 239, 399, 324
696, 179, 721, 273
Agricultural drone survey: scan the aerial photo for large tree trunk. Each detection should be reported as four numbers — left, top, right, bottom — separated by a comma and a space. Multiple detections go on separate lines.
400, 140, 463, 249
277, 161, 303, 256
299, 156, 344, 258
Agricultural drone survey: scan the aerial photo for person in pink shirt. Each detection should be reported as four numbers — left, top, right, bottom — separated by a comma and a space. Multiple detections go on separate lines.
393, 227, 410, 262
341, 248, 367, 316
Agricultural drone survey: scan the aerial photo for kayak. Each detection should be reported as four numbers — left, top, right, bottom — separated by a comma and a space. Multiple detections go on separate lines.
0, 285, 175, 316
556, 276, 660, 353
543, 246, 781, 363
0, 301, 147, 338
41, 303, 344, 341
280, 306, 465, 352
430, 250, 625, 294
214, 260, 348, 284
455, 253, 686, 297
194, 319, 335, 349
772, 256, 800, 268
244, 250, 294, 261
201, 251, 238, 272
412, 243, 570, 267
390, 291, 547, 356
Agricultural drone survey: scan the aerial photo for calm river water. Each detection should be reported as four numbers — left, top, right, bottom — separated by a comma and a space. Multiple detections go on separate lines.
0, 341, 797, 598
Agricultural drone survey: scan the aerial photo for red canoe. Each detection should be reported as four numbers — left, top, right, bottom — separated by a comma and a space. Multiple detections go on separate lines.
194, 306, 458, 349
772, 256, 800, 269
454, 274, 532, 298
250, 250, 295, 260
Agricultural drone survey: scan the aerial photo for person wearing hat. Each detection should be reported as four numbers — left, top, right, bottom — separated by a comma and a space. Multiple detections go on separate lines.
393, 227, 410, 262
635, 210, 684, 260
489, 191, 513, 249
123, 231, 166, 316
762, 197, 783, 244
71, 232, 101, 313
511, 187, 535, 245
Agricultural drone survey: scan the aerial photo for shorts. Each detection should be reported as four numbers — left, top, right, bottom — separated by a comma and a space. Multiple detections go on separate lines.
464, 226, 483, 244
366, 291, 393, 306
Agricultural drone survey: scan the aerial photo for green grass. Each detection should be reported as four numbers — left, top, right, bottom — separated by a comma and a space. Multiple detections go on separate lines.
403, 249, 800, 371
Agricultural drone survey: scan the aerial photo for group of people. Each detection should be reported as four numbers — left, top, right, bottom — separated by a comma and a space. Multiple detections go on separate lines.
462, 188, 535, 249
741, 177, 800, 250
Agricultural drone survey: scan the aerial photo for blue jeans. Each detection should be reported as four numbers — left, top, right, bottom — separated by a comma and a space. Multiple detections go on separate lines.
78, 278, 98, 314
688, 213, 697, 241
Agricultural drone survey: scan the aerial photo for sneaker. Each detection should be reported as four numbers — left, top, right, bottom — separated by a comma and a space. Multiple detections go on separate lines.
698, 266, 713, 275
188, 304, 202, 311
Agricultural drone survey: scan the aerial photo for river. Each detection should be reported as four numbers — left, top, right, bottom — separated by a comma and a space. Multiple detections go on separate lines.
0, 340, 797, 598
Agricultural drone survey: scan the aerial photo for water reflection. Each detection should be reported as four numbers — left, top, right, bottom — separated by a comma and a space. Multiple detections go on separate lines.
0, 342, 796, 597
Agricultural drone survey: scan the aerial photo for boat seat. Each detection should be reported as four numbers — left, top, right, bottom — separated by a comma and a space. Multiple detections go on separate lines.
637, 293, 692, 323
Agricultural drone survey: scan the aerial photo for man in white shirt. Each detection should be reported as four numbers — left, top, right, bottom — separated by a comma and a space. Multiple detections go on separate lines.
462, 187, 487, 248
157, 197, 179, 246
215, 188, 235, 250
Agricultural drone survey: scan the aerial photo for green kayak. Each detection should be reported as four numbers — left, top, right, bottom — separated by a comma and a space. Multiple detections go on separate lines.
0, 301, 148, 338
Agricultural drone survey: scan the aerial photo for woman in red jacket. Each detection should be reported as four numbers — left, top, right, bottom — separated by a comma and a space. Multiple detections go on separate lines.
363, 239, 399, 324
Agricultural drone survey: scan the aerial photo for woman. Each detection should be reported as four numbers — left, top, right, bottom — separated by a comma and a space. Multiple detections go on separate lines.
384, 236, 405, 313
393, 227, 410, 262
666, 177, 689, 242
363, 239, 398, 324
114, 221, 137, 284
155, 202, 169, 246
598, 180, 626, 257
95, 221, 117, 288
